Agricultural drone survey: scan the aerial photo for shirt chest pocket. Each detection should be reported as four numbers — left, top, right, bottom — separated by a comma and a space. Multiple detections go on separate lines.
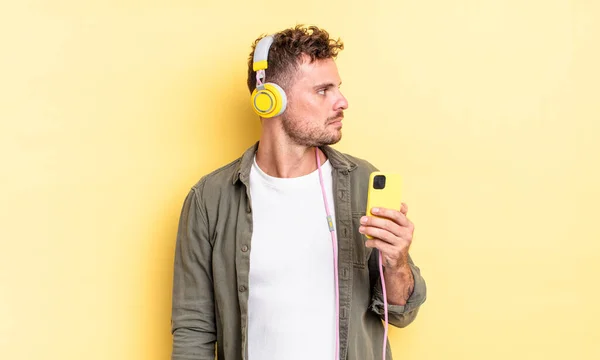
351, 211, 372, 268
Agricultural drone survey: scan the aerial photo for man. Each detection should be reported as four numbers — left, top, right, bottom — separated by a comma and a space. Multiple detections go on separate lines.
171, 25, 426, 360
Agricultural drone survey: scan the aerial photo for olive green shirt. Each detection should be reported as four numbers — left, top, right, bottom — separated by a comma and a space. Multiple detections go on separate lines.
171, 142, 427, 360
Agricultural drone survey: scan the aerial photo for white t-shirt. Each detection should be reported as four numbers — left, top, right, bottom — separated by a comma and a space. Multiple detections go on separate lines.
247, 155, 337, 360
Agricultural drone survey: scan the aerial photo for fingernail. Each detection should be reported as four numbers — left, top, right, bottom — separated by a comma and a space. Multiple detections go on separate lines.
371, 207, 379, 214
360, 216, 367, 224
358, 226, 364, 233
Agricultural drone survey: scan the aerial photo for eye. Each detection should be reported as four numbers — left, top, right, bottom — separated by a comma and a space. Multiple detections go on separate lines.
317, 88, 326, 95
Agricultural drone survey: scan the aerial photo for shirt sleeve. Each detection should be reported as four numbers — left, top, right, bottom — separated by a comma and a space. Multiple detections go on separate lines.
368, 252, 427, 328
171, 184, 217, 360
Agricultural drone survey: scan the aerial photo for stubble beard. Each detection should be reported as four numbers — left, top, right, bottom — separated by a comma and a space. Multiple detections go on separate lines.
281, 111, 344, 147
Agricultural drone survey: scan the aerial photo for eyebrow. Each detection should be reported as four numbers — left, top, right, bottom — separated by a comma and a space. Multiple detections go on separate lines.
313, 81, 342, 90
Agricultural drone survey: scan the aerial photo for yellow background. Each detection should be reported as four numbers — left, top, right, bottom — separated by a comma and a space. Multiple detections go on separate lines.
1, 1, 599, 359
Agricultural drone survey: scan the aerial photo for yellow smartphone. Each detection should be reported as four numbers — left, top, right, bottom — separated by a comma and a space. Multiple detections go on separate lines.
365, 172, 403, 239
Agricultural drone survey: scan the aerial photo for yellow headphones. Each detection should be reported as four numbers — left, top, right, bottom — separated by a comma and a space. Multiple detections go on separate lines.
251, 35, 287, 118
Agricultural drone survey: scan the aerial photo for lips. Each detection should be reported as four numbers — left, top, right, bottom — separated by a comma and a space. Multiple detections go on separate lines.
329, 117, 343, 126
329, 115, 344, 123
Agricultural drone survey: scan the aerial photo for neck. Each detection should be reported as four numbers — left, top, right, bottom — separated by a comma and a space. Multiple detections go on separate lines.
255, 130, 328, 178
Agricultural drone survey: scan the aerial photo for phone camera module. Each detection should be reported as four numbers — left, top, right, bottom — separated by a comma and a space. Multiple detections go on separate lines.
373, 175, 386, 189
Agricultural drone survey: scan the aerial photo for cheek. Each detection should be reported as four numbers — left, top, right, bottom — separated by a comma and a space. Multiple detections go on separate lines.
292, 97, 320, 116
288, 94, 329, 122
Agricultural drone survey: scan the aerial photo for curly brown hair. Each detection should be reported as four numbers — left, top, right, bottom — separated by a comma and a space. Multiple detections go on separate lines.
246, 25, 344, 94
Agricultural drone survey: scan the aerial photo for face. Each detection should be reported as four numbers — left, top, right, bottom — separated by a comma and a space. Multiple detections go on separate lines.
281, 56, 349, 147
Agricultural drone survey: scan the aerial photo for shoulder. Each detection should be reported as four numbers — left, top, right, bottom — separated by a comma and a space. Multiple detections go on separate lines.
188, 142, 258, 196
190, 157, 241, 196
326, 146, 379, 178
345, 153, 379, 173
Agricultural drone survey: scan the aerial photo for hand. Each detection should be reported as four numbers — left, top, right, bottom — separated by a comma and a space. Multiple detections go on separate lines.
358, 203, 414, 272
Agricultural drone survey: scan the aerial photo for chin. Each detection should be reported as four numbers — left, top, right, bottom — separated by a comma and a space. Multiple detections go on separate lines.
324, 132, 342, 146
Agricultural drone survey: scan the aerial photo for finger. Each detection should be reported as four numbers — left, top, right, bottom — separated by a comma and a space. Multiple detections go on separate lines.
361, 225, 413, 247
360, 215, 403, 238
364, 238, 397, 254
400, 202, 408, 215
370, 207, 410, 227
359, 224, 400, 246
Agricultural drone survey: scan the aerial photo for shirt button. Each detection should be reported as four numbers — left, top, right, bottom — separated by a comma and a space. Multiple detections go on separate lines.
239, 285, 247, 292
241, 245, 248, 252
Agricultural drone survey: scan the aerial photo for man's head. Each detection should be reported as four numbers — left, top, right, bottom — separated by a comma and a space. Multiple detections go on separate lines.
247, 25, 349, 147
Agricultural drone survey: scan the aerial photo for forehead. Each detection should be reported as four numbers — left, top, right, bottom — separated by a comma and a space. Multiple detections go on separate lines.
294, 57, 341, 86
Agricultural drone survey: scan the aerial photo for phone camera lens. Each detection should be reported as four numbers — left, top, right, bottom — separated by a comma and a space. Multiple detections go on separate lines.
373, 175, 386, 189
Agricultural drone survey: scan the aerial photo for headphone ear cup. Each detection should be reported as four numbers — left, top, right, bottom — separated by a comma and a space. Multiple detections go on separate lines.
251, 83, 287, 118
267, 83, 287, 116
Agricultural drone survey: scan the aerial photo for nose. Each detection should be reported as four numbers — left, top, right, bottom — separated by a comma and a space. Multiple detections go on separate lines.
335, 91, 349, 111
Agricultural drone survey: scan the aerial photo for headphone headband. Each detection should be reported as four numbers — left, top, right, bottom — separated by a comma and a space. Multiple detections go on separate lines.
252, 35, 274, 71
